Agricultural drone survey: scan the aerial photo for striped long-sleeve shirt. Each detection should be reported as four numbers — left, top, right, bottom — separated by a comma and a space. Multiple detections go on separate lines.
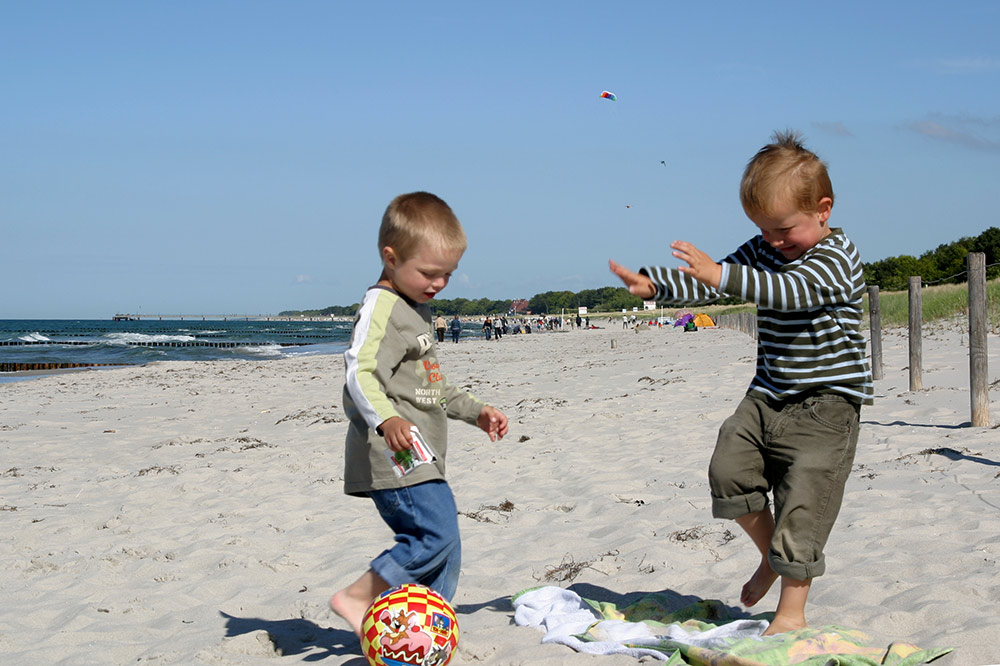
640, 228, 874, 405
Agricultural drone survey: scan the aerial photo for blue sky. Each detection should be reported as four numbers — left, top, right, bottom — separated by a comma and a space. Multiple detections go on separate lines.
2, 1, 998, 319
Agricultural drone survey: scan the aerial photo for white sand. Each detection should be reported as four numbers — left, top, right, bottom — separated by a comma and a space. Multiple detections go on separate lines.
2, 323, 998, 665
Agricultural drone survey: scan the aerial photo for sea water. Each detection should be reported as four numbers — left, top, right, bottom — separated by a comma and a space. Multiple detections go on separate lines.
0, 318, 488, 384
0, 319, 353, 383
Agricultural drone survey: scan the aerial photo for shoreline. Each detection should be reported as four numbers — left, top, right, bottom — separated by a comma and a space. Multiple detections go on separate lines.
1, 324, 998, 664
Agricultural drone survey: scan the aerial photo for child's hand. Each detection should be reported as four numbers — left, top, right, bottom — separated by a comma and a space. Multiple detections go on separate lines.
670, 241, 722, 289
608, 260, 656, 299
379, 416, 416, 452
477, 405, 508, 442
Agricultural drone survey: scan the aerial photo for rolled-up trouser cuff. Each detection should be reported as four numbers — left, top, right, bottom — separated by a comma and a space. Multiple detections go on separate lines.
769, 550, 825, 580
711, 491, 768, 520
370, 550, 412, 590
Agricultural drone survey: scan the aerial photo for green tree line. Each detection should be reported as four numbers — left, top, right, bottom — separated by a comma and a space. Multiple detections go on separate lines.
863, 227, 1000, 291
281, 286, 739, 318
282, 297, 518, 318
281, 227, 1000, 317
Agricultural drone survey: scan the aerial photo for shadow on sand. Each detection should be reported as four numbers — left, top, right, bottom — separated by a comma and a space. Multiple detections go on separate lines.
863, 419, 969, 430
927, 446, 1000, 467
220, 612, 365, 663
220, 586, 753, 662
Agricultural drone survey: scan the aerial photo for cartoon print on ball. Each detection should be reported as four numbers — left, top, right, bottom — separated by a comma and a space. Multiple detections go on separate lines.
360, 583, 459, 666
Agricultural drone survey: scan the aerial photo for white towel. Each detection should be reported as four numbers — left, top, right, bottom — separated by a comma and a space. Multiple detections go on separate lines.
512, 586, 768, 661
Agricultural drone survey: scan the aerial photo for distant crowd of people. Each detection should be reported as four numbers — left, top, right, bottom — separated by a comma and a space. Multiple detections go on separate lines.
432, 313, 605, 342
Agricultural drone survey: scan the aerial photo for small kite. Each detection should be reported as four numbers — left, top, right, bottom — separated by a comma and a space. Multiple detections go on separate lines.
600, 90, 617, 101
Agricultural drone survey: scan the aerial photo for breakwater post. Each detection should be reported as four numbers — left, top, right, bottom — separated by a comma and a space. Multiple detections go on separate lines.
867, 286, 883, 381
968, 252, 989, 427
908, 276, 923, 391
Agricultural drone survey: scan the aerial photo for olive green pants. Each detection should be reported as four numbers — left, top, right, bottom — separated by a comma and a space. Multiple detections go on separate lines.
708, 393, 860, 580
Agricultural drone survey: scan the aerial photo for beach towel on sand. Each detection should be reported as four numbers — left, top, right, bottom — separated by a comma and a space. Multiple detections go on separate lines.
512, 586, 952, 665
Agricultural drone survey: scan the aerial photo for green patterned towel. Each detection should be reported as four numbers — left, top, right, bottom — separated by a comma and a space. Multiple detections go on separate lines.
512, 586, 952, 665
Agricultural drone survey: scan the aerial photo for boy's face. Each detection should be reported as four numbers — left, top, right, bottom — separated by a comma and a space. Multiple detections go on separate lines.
380, 244, 462, 304
749, 196, 833, 261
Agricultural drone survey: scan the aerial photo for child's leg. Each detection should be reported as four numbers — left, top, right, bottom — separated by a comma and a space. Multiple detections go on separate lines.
330, 569, 392, 637
734, 509, 778, 608
761, 395, 860, 634
367, 480, 461, 600
330, 481, 461, 636
734, 508, 812, 634
765, 576, 811, 635
708, 398, 775, 606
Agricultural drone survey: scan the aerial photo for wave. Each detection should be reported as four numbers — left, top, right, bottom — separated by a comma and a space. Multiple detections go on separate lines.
283, 342, 347, 357
18, 333, 51, 342
104, 333, 197, 344
241, 344, 285, 357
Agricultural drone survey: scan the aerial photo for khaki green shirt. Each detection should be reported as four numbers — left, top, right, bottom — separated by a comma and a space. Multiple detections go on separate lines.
343, 286, 484, 495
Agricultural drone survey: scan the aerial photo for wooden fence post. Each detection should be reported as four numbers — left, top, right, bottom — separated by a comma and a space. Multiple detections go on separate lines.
908, 276, 922, 391
968, 252, 989, 426
715, 311, 758, 340
867, 285, 883, 380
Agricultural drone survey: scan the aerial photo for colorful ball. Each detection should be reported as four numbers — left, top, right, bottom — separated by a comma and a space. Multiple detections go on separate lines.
360, 583, 459, 666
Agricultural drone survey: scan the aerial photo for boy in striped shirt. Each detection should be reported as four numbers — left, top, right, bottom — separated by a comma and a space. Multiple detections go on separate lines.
610, 131, 873, 635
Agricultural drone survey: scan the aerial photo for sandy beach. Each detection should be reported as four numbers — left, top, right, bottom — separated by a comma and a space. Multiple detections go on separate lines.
2, 322, 998, 665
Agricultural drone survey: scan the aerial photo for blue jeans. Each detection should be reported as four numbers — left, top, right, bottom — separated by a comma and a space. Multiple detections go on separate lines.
367, 480, 462, 601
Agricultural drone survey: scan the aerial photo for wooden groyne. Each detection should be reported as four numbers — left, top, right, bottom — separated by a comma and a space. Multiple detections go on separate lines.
0, 340, 94, 347
1, 362, 135, 372
112, 313, 330, 322
122, 340, 307, 348
19, 327, 341, 339
0, 340, 309, 349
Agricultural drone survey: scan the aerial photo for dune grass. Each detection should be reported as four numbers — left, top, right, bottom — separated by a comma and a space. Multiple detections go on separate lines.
708, 279, 1000, 330
866, 278, 1000, 329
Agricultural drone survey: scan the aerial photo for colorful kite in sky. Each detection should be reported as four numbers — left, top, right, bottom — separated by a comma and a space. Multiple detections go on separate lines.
600, 90, 617, 101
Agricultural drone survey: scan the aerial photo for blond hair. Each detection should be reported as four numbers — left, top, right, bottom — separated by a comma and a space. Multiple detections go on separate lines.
378, 192, 467, 262
740, 130, 834, 219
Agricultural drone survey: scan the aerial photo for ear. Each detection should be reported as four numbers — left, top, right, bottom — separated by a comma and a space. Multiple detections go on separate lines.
382, 246, 398, 268
815, 197, 833, 225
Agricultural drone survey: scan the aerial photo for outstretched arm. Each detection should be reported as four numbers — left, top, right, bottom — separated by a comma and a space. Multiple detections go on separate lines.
670, 241, 722, 290
608, 260, 655, 299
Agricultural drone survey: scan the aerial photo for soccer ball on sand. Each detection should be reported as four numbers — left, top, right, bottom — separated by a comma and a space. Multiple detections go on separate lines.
360, 583, 459, 666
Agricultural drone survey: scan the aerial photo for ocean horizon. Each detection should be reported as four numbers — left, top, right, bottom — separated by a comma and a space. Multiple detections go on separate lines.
0, 319, 354, 384
0, 317, 491, 384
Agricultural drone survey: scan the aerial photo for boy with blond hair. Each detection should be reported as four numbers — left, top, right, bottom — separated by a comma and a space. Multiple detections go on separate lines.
331, 192, 508, 636
610, 131, 873, 635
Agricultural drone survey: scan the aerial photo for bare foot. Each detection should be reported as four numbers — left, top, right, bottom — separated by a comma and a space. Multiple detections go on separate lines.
741, 559, 778, 607
762, 613, 807, 636
761, 575, 810, 636
329, 589, 367, 637
330, 569, 392, 638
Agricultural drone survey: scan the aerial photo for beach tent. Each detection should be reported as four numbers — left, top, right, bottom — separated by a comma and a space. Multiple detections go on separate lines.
693, 313, 716, 328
